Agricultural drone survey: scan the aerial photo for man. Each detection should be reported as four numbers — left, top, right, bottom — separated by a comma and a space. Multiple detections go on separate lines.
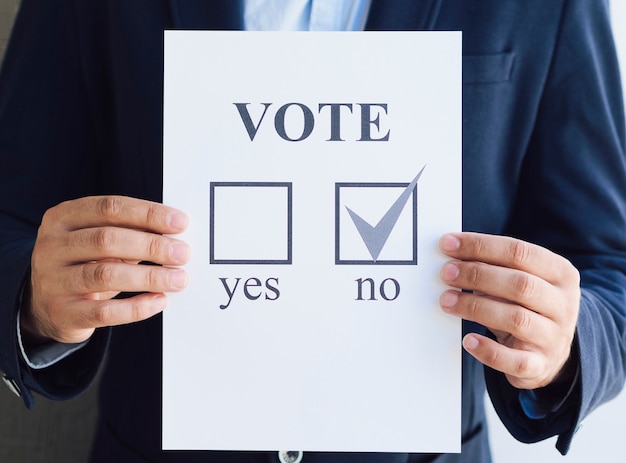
1, 1, 625, 462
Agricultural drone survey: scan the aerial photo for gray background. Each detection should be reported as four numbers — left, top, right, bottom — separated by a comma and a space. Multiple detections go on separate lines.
1, 1, 626, 462
0, 0, 18, 63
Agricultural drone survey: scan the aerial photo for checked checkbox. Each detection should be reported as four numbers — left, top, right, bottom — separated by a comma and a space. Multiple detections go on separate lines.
335, 167, 424, 265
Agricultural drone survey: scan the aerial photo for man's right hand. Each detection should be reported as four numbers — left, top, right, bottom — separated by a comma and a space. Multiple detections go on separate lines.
21, 196, 191, 345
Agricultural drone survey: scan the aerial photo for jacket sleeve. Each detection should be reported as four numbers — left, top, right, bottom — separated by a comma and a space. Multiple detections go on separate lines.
0, 0, 109, 408
486, 0, 626, 454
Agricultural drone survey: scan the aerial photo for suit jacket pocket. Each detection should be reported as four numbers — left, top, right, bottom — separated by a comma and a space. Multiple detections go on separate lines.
463, 52, 515, 84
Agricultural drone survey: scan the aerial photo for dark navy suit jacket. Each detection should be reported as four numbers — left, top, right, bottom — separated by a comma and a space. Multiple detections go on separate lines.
1, 1, 626, 462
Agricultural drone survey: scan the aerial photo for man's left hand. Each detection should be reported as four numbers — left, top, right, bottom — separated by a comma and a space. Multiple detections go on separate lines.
439, 232, 581, 390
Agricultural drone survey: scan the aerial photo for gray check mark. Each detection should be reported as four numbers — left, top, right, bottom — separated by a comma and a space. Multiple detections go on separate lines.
345, 166, 425, 262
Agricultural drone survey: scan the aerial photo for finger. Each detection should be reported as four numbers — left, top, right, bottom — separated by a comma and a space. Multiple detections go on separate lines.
440, 290, 554, 344
64, 293, 169, 340
43, 196, 188, 235
440, 260, 561, 317
66, 261, 188, 294
462, 333, 550, 389
62, 227, 190, 266
439, 233, 577, 286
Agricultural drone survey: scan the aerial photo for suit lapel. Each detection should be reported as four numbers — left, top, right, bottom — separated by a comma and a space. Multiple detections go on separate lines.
365, 0, 443, 30
168, 0, 243, 29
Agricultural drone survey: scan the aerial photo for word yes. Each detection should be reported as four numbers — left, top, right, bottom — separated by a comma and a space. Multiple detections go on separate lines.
219, 277, 280, 310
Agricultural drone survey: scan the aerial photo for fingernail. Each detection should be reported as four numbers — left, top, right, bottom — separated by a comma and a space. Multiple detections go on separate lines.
463, 335, 479, 351
440, 291, 459, 310
168, 270, 188, 290
441, 262, 460, 282
171, 242, 191, 264
440, 234, 461, 252
151, 294, 168, 311
168, 211, 189, 232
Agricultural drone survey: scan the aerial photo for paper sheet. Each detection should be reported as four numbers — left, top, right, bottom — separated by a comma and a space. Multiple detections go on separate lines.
163, 31, 462, 453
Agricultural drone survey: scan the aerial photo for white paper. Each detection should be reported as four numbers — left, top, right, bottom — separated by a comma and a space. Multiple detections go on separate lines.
163, 31, 462, 453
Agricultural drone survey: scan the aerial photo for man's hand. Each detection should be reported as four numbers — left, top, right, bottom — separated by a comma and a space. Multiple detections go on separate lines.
439, 232, 580, 390
22, 196, 191, 345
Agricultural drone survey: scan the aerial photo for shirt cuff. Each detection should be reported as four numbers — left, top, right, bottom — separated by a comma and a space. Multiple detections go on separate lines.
16, 309, 89, 370
518, 358, 581, 420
